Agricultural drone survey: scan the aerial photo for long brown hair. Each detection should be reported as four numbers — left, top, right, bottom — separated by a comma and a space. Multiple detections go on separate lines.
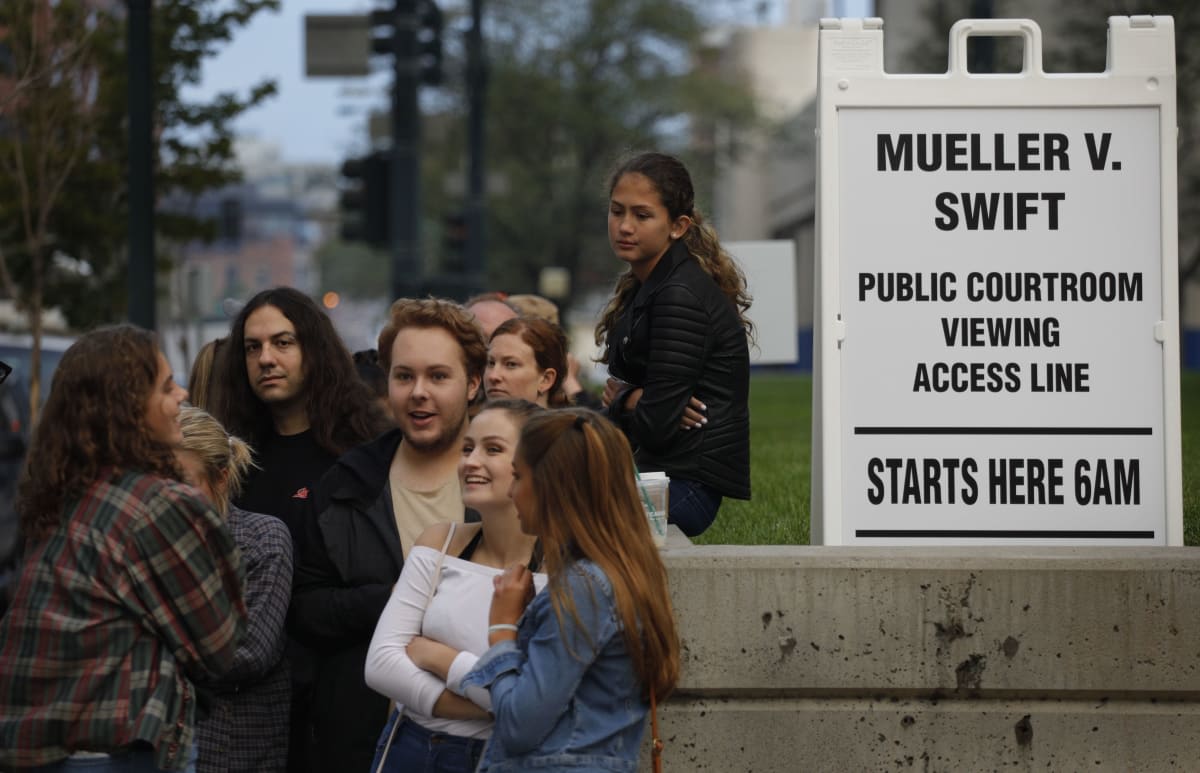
490, 316, 570, 407
516, 408, 679, 699
211, 287, 390, 455
18, 325, 181, 540
595, 152, 754, 362
187, 337, 226, 412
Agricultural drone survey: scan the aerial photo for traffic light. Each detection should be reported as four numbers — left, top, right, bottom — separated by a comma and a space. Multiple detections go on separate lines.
417, 0, 443, 86
339, 151, 390, 247
442, 211, 467, 272
369, 0, 443, 86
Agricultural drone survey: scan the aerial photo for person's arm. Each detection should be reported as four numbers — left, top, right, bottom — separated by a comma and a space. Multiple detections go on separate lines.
289, 494, 393, 650
463, 567, 618, 755
363, 547, 462, 717
220, 514, 293, 684
609, 284, 710, 449
409, 634, 490, 712
129, 483, 246, 682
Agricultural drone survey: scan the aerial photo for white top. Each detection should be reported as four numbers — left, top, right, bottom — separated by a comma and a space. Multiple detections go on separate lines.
364, 542, 547, 739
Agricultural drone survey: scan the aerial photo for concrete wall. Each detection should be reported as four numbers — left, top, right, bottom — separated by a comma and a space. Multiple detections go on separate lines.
644, 543, 1200, 771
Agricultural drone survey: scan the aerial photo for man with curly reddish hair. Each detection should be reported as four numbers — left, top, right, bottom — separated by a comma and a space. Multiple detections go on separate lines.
291, 297, 487, 773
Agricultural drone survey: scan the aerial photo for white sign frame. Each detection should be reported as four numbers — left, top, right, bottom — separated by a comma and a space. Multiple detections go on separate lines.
812, 17, 1183, 545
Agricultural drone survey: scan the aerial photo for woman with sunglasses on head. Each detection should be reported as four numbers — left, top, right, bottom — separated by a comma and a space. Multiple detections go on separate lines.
461, 408, 680, 773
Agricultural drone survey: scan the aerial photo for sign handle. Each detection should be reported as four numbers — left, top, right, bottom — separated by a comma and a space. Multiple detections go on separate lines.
948, 18, 1043, 77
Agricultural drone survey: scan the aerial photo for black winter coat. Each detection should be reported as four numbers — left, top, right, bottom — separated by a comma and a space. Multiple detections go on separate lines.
290, 429, 404, 773
605, 239, 751, 500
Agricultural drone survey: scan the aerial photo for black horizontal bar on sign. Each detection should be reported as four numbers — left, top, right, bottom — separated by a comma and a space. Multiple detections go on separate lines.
854, 427, 1153, 436
855, 530, 1155, 539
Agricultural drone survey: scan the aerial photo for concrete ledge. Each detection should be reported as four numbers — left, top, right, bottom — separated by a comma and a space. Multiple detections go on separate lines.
641, 545, 1200, 771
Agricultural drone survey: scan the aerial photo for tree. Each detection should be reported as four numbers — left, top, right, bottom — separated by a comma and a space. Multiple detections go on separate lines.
0, 0, 278, 420
0, 1, 98, 413
420, 0, 761, 308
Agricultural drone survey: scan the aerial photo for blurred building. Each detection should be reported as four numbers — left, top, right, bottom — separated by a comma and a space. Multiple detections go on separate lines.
163, 138, 338, 368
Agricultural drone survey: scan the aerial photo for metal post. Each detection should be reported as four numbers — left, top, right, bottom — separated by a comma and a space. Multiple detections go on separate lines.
127, 0, 155, 329
464, 0, 487, 294
968, 0, 995, 73
391, 0, 421, 301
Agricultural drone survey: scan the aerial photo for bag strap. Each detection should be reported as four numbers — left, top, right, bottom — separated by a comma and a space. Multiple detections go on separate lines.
425, 521, 456, 608
651, 688, 663, 773
375, 523, 459, 773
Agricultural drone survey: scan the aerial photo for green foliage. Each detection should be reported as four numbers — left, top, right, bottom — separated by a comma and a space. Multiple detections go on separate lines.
1182, 371, 1200, 545
421, 0, 760, 305
696, 373, 811, 545
0, 0, 278, 330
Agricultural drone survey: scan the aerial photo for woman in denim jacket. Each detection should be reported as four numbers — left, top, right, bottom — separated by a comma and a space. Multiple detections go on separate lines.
461, 408, 680, 772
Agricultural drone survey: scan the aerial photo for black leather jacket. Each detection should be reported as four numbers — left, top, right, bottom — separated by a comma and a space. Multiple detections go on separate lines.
605, 240, 751, 500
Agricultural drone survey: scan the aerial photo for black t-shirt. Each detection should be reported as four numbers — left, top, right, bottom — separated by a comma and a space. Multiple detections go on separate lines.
234, 429, 338, 546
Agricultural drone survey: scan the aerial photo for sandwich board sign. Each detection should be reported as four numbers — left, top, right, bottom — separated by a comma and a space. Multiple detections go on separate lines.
811, 17, 1183, 545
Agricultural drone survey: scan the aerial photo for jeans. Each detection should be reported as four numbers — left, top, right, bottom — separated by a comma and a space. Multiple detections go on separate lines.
668, 478, 723, 537
28, 743, 196, 773
371, 710, 486, 773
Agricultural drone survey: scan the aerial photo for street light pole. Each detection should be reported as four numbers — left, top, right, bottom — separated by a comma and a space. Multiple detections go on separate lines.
464, 0, 487, 295
390, 0, 422, 301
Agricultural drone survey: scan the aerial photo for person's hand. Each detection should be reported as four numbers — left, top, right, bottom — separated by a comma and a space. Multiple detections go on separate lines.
407, 635, 457, 678
563, 353, 585, 395
680, 396, 707, 430
603, 377, 642, 412
602, 377, 623, 408
490, 563, 534, 627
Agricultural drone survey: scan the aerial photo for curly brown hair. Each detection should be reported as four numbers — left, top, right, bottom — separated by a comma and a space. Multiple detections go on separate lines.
378, 297, 489, 386
18, 325, 182, 540
595, 152, 754, 362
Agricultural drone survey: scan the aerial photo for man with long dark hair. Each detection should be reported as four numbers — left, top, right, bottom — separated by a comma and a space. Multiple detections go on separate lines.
209, 287, 390, 773
210, 287, 391, 541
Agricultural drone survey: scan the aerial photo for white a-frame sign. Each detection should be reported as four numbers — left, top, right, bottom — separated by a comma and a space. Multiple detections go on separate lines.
812, 17, 1182, 545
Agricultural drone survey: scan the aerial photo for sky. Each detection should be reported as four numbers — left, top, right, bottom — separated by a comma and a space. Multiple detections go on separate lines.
188, 0, 873, 166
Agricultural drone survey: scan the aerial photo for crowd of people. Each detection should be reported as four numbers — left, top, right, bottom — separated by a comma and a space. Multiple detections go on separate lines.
0, 152, 750, 772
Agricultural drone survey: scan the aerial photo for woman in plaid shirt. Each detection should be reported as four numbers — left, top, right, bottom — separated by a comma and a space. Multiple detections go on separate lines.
175, 406, 292, 773
0, 326, 246, 772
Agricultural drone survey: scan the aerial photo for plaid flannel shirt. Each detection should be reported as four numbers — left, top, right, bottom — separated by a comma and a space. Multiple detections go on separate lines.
0, 470, 246, 772
195, 507, 292, 773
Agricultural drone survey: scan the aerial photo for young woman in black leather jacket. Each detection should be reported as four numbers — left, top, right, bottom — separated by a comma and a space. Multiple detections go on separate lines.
597, 152, 753, 536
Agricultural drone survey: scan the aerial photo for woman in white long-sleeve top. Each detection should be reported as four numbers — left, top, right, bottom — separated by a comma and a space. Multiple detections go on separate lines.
364, 399, 546, 773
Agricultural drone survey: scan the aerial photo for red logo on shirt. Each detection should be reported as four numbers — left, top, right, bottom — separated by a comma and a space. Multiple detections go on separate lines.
292, 487, 309, 499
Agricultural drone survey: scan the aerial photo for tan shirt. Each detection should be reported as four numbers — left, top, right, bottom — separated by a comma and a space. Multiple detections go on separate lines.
388, 470, 463, 558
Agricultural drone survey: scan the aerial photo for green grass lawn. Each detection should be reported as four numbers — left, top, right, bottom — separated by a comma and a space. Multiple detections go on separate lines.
697, 371, 1200, 546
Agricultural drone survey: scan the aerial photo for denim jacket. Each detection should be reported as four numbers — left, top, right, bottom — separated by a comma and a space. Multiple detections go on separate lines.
461, 559, 648, 772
